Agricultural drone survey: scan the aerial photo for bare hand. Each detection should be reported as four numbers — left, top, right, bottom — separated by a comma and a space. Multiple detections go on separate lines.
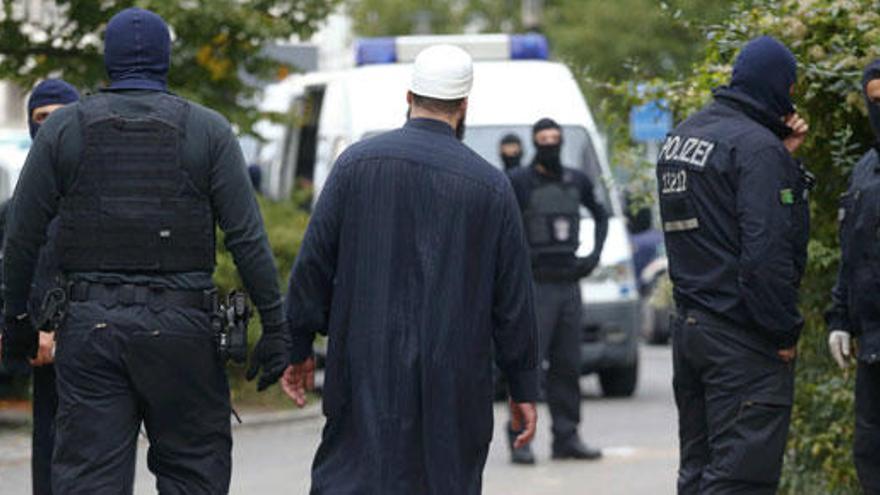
777, 346, 797, 363
509, 399, 537, 449
783, 113, 808, 154
280, 358, 315, 408
28, 332, 55, 367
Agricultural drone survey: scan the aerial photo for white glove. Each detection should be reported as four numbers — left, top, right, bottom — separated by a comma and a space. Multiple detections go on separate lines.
828, 330, 852, 369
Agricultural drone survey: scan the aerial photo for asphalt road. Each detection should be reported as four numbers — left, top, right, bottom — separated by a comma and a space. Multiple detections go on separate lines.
0, 345, 678, 494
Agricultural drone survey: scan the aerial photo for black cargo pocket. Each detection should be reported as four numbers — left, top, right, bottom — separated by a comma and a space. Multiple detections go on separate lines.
720, 396, 792, 484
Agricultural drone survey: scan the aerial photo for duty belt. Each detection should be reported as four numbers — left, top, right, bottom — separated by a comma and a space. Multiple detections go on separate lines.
67, 282, 217, 312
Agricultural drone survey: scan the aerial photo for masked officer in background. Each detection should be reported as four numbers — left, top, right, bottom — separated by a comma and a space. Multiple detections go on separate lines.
26, 79, 78, 495
1, 8, 290, 494
500, 133, 524, 172
505, 118, 609, 465
659, 36, 810, 494
825, 59, 880, 495
282, 45, 539, 494
0, 79, 78, 495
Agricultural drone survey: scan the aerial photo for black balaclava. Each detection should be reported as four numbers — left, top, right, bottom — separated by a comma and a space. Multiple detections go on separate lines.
104, 8, 171, 91
500, 133, 523, 171
862, 59, 880, 143
729, 36, 797, 119
27, 79, 79, 139
532, 117, 563, 176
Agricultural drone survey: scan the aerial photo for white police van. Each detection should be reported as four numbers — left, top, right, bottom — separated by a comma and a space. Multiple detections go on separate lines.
0, 128, 31, 203
253, 34, 640, 397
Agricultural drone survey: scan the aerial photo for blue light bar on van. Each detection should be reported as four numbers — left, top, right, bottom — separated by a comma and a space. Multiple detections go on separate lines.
355, 34, 549, 66
510, 33, 549, 61
356, 37, 397, 65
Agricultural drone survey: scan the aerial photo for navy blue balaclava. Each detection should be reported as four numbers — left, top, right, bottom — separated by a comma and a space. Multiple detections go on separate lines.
27, 79, 79, 139
532, 117, 564, 176
730, 36, 797, 119
862, 59, 880, 142
104, 8, 171, 91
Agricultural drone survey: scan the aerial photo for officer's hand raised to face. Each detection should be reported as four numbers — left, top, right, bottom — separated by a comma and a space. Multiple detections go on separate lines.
783, 113, 809, 154
246, 321, 292, 391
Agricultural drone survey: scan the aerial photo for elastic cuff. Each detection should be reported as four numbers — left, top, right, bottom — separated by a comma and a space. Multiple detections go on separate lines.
506, 368, 539, 403
775, 332, 799, 350
258, 306, 285, 327
289, 330, 315, 364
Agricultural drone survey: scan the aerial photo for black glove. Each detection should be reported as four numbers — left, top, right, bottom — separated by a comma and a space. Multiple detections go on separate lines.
576, 253, 601, 279
2, 314, 38, 363
246, 321, 292, 391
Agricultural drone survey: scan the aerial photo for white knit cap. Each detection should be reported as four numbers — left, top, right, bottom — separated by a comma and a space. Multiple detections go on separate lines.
410, 44, 473, 100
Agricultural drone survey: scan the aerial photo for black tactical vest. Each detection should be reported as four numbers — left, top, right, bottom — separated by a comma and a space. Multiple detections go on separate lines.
523, 177, 581, 256
57, 94, 215, 272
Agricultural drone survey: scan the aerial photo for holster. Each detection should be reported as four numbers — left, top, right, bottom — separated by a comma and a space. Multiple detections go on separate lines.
213, 290, 250, 364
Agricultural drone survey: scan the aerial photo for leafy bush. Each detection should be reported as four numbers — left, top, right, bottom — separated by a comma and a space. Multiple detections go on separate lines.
215, 189, 311, 398
608, 0, 879, 491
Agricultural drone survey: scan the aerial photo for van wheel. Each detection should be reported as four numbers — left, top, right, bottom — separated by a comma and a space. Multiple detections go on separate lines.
599, 361, 638, 397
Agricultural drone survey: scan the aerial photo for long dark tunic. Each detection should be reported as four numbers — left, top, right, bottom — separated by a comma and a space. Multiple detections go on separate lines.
286, 118, 539, 494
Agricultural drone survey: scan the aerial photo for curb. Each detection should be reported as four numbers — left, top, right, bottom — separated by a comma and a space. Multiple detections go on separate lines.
233, 404, 323, 429
0, 410, 31, 428
0, 405, 324, 431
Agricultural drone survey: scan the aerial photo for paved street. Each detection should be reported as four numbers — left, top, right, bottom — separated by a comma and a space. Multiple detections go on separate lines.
0, 345, 678, 494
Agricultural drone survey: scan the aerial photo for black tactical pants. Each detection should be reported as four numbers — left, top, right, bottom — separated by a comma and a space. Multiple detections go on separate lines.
855, 362, 880, 494
672, 309, 794, 495
32, 364, 57, 495
535, 282, 583, 445
52, 300, 231, 495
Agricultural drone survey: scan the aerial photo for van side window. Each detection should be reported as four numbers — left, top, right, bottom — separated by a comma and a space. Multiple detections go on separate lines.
281, 86, 325, 198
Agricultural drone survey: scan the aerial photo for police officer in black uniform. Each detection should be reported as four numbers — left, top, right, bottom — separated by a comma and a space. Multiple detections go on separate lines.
825, 59, 880, 495
659, 36, 810, 494
506, 118, 609, 464
1, 9, 289, 494
500, 133, 524, 172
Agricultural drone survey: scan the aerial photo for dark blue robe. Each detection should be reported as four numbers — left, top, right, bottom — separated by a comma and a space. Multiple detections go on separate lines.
287, 118, 539, 494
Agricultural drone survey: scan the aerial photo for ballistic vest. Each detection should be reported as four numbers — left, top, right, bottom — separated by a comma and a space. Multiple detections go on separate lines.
57, 94, 215, 272
523, 176, 581, 256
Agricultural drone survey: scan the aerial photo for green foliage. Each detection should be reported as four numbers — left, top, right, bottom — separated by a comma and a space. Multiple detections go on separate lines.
214, 192, 311, 296
216, 190, 311, 397
347, 0, 732, 80
348, 0, 521, 36
0, 0, 340, 134
546, 0, 733, 82
617, 0, 879, 490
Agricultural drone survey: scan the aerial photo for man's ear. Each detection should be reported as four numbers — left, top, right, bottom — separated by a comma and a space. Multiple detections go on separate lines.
406, 91, 414, 105
459, 97, 469, 118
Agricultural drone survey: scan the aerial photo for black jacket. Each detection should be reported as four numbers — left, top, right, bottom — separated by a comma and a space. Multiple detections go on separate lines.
826, 148, 880, 363
4, 89, 284, 325
657, 88, 810, 348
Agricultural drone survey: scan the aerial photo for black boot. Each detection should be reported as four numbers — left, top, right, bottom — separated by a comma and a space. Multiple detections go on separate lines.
507, 422, 536, 465
552, 436, 602, 460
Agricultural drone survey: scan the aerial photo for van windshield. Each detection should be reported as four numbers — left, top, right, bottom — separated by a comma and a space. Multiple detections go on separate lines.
463, 125, 610, 209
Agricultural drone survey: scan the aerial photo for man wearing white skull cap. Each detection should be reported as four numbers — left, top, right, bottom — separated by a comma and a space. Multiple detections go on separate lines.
283, 44, 539, 494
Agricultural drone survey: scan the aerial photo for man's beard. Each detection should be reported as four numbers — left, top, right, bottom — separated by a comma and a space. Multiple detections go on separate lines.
404, 107, 466, 141
455, 113, 466, 141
